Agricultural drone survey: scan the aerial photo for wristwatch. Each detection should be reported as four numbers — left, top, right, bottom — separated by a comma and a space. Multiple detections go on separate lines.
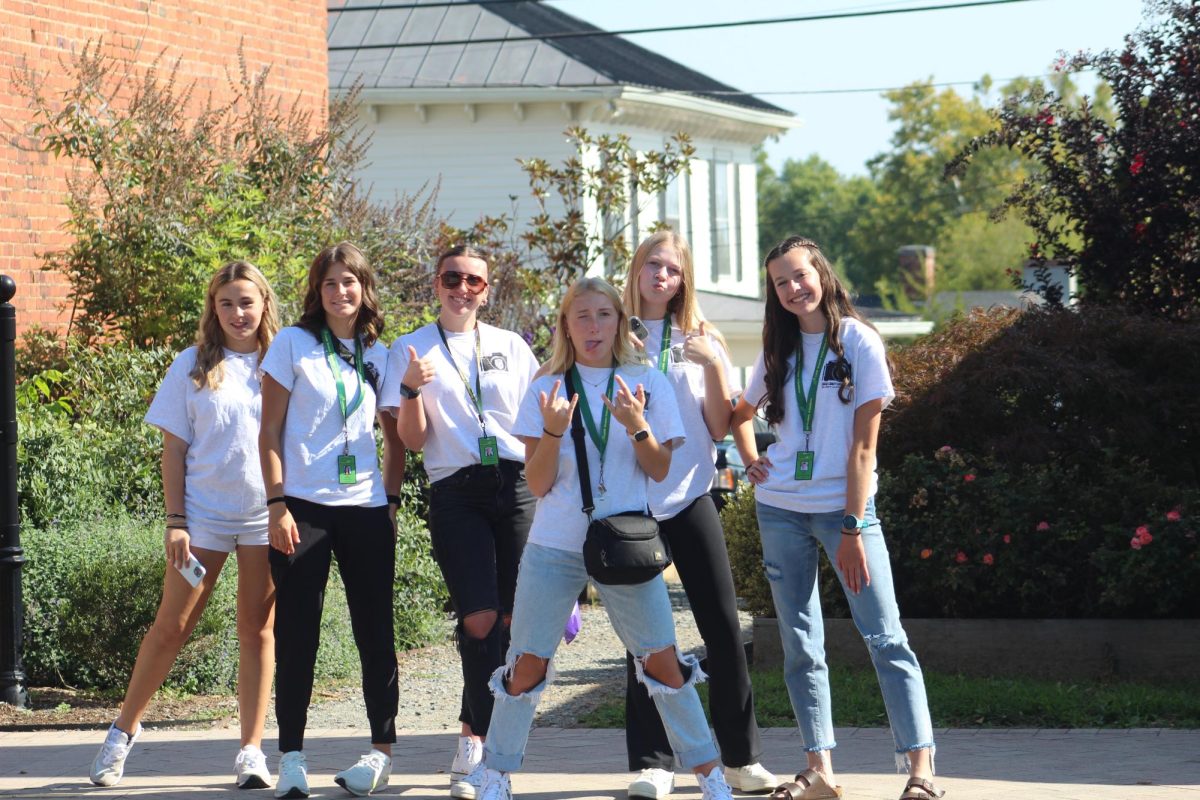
629, 428, 651, 443
841, 514, 870, 535
399, 383, 421, 399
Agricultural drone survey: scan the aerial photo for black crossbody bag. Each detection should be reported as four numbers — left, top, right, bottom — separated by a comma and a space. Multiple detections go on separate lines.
568, 370, 671, 585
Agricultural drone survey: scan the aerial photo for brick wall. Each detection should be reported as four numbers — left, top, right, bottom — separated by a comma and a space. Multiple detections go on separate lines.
0, 1, 328, 334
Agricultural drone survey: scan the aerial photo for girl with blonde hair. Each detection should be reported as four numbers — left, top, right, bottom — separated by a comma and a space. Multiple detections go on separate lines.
475, 277, 735, 800
91, 261, 280, 790
619, 231, 776, 798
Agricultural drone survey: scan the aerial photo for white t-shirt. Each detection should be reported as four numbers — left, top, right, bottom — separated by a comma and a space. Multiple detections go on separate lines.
379, 321, 538, 482
260, 326, 390, 507
742, 318, 894, 513
640, 317, 741, 519
513, 363, 686, 553
144, 346, 268, 537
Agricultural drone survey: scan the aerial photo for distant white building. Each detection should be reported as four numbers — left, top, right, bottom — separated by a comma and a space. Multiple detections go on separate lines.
328, 0, 796, 322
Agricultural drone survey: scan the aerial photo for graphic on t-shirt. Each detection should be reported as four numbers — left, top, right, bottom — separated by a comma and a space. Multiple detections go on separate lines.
667, 343, 688, 365
480, 352, 509, 372
822, 358, 852, 387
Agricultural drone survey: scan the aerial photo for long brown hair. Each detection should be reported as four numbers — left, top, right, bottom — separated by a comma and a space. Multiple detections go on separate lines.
621, 230, 729, 353
543, 277, 645, 376
190, 261, 279, 389
297, 242, 384, 346
760, 236, 883, 425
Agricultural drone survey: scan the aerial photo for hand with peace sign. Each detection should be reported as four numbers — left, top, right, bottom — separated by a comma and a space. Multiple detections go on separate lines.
539, 378, 578, 438
402, 344, 437, 390
603, 374, 648, 435
682, 320, 719, 367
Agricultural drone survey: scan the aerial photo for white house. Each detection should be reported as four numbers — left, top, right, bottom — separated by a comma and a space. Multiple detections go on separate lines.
328, 0, 797, 344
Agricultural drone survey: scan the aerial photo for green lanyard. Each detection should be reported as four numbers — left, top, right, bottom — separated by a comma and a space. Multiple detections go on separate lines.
570, 365, 615, 494
794, 334, 830, 435
319, 327, 366, 425
436, 321, 487, 435
655, 315, 673, 373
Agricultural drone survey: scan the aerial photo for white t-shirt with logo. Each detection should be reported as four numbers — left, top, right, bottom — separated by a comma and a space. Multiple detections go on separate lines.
261, 326, 390, 507
742, 318, 894, 513
512, 363, 686, 553
640, 317, 741, 519
144, 346, 268, 537
379, 322, 538, 483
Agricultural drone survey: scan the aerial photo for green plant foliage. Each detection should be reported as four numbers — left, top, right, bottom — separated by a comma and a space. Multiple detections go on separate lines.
947, 0, 1200, 315
392, 489, 449, 650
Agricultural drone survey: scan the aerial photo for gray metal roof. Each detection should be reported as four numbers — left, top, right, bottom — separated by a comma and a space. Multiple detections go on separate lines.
328, 0, 791, 115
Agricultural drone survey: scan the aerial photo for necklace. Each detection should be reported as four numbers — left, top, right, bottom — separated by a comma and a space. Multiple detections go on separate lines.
575, 368, 610, 387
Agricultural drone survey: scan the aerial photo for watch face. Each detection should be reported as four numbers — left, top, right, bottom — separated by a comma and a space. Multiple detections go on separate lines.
842, 514, 859, 530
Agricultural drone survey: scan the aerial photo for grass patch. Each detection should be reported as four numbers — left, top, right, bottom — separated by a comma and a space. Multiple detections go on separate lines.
577, 667, 1200, 728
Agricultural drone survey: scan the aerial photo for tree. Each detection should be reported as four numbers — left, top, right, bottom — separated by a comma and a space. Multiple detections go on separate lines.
947, 0, 1199, 316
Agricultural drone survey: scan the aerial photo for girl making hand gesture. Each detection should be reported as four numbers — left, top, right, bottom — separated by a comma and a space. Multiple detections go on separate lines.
731, 237, 942, 800
474, 277, 735, 800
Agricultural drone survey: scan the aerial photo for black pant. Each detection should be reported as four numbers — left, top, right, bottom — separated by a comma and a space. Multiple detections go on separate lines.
270, 497, 398, 752
429, 459, 533, 736
625, 494, 762, 770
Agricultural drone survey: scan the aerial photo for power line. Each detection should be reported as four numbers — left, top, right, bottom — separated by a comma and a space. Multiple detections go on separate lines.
328, 0, 1040, 52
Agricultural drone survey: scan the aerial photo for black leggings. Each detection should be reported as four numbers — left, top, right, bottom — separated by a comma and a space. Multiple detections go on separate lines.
270, 496, 397, 752
625, 494, 763, 770
429, 459, 533, 736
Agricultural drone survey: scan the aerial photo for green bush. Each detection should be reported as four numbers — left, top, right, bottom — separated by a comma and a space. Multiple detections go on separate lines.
723, 307, 1200, 620
392, 487, 449, 649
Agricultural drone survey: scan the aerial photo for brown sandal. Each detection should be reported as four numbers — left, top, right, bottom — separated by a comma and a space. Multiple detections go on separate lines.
769, 768, 843, 800
899, 776, 946, 800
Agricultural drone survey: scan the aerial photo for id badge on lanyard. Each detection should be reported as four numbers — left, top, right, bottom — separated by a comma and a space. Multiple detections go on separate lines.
794, 335, 829, 482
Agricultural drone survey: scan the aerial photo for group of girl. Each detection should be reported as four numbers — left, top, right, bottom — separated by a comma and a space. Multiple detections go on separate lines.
88, 234, 944, 800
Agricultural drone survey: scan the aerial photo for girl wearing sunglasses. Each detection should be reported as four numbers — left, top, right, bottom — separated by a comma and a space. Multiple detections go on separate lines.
382, 245, 539, 799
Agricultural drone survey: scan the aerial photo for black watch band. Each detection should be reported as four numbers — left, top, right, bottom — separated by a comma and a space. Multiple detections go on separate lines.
399, 383, 421, 399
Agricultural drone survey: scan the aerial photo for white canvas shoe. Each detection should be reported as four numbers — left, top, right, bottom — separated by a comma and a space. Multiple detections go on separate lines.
724, 762, 778, 794
628, 767, 675, 799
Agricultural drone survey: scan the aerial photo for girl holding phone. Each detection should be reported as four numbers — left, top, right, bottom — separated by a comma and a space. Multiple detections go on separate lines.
731, 236, 941, 800
260, 242, 405, 799
383, 245, 538, 799
91, 261, 280, 790
620, 231, 776, 798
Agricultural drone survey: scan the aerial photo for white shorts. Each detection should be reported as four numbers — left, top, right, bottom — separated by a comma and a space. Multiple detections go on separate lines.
188, 526, 270, 553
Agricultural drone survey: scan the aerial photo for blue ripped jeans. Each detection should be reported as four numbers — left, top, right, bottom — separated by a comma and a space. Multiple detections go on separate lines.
755, 499, 935, 770
483, 542, 719, 773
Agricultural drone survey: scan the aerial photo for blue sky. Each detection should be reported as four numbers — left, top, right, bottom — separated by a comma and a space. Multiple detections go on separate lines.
546, 0, 1147, 176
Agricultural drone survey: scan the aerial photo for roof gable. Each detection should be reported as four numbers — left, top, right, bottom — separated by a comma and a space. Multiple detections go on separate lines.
328, 0, 789, 115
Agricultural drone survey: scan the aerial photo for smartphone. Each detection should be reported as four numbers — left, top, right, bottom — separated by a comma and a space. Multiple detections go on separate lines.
629, 315, 650, 342
176, 553, 207, 588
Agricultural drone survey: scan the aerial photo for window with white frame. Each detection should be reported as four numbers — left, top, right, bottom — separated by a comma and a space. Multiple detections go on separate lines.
710, 158, 732, 280
659, 174, 681, 232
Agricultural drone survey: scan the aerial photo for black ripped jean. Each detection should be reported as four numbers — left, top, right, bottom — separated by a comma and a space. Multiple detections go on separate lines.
429, 458, 534, 736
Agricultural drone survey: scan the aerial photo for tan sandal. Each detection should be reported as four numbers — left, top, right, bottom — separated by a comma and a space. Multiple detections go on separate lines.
899, 776, 946, 800
769, 768, 843, 800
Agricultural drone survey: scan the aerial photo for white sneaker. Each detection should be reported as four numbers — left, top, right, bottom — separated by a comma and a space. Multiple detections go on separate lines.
235, 744, 272, 789
452, 760, 488, 799
697, 767, 735, 800
275, 751, 309, 799
724, 763, 778, 794
628, 767, 675, 799
89, 722, 141, 786
450, 735, 484, 782
477, 768, 512, 800
334, 750, 391, 797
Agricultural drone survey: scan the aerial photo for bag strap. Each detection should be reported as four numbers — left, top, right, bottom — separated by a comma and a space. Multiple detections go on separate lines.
567, 367, 595, 520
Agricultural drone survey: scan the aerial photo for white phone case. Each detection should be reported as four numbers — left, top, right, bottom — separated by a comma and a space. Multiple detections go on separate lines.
176, 553, 207, 588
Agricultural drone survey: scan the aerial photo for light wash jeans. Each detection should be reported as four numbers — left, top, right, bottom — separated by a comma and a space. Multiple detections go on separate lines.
755, 499, 935, 770
483, 542, 719, 772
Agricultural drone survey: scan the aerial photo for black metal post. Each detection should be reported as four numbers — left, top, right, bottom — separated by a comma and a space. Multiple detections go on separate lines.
0, 274, 29, 708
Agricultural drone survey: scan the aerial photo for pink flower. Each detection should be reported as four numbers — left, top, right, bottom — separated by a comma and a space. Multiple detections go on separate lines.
983, 553, 995, 566
920, 548, 933, 560
938, 445, 954, 454
955, 551, 968, 565
1134, 221, 1148, 238
1130, 537, 1143, 550
1136, 525, 1151, 539
1130, 152, 1146, 176
1037, 521, 1051, 532
1166, 509, 1182, 522
1003, 534, 1012, 544
1133, 526, 1153, 547
963, 473, 976, 483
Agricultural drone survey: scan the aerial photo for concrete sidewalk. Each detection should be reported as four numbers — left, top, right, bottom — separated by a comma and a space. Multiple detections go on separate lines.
1, 727, 1197, 799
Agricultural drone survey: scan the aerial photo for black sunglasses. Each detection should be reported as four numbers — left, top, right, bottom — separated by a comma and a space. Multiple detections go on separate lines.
438, 270, 489, 293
